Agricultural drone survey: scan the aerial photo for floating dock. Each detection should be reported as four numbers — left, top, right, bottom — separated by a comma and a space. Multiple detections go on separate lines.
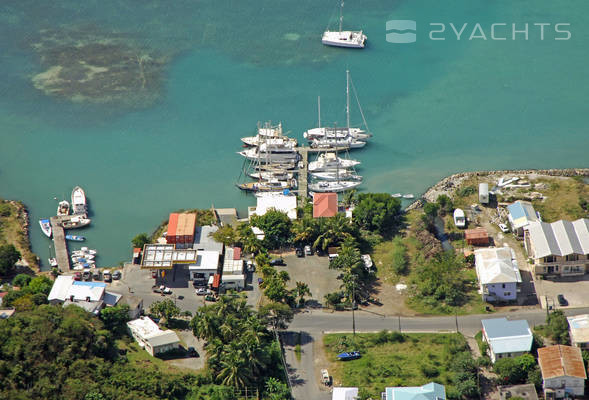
296, 146, 350, 198
50, 217, 71, 271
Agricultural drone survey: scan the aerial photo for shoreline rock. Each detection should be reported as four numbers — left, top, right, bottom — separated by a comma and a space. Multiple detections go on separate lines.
406, 168, 589, 211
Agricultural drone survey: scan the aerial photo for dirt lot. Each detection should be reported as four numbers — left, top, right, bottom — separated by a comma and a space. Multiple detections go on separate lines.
280, 252, 341, 307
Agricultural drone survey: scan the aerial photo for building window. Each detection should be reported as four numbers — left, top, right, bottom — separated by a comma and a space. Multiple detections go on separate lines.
504, 292, 511, 296
502, 283, 506, 288
544, 256, 556, 263
566, 254, 579, 262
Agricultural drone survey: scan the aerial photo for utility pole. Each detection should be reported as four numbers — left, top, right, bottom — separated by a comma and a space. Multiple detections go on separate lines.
398, 314, 401, 333
455, 310, 459, 333
352, 282, 356, 337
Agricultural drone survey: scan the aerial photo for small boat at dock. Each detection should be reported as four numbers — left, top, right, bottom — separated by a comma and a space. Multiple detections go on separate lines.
48, 258, 58, 267
65, 234, 85, 242
57, 200, 70, 216
61, 216, 91, 229
402, 194, 414, 199
391, 193, 402, 198
39, 219, 52, 238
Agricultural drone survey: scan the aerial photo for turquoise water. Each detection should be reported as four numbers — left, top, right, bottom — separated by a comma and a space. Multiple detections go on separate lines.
0, 0, 588, 267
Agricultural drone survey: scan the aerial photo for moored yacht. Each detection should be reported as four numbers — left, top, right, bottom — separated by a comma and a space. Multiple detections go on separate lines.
308, 152, 360, 172
310, 136, 366, 150
322, 1, 366, 48
71, 186, 87, 215
241, 121, 286, 146
309, 180, 361, 193
57, 200, 70, 216
310, 170, 362, 181
237, 178, 298, 193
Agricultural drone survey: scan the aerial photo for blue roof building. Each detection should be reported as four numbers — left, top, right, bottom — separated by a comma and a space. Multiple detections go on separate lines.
507, 201, 539, 236
383, 382, 446, 400
481, 318, 533, 363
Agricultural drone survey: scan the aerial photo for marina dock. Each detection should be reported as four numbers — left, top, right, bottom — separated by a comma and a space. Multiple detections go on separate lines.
50, 217, 71, 271
298, 147, 309, 197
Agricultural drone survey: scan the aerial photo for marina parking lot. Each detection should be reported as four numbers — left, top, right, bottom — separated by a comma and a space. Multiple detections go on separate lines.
534, 275, 589, 309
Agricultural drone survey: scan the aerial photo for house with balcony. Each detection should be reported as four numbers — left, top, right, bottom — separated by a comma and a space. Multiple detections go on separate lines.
475, 247, 522, 302
538, 345, 587, 398
524, 219, 589, 278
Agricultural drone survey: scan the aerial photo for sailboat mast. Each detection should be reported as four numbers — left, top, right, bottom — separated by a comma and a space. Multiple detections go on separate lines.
346, 70, 350, 132
339, 0, 344, 32
318, 96, 321, 128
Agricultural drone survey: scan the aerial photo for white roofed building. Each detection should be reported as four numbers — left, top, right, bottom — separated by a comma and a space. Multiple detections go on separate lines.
567, 314, 589, 349
475, 247, 522, 302
524, 218, 589, 278
127, 316, 180, 356
48, 275, 115, 315
189, 250, 220, 283
248, 193, 297, 220
332, 387, 359, 400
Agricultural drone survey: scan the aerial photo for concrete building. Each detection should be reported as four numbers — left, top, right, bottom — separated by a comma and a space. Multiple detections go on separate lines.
214, 207, 238, 227
567, 314, 589, 349
140, 243, 197, 270
524, 218, 589, 278
498, 384, 538, 400
248, 193, 297, 220
383, 382, 446, 400
475, 247, 521, 302
332, 387, 359, 400
48, 276, 108, 314
479, 183, 489, 204
481, 318, 533, 363
127, 316, 181, 356
120, 295, 144, 319
313, 192, 338, 218
538, 345, 587, 398
189, 250, 220, 283
507, 201, 539, 236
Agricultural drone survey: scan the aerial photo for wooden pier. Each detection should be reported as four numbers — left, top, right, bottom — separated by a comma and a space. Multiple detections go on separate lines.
298, 147, 309, 197
50, 217, 71, 271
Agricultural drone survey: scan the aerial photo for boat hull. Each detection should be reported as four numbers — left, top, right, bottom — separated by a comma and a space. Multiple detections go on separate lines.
322, 31, 367, 48
308, 181, 361, 193
39, 219, 52, 238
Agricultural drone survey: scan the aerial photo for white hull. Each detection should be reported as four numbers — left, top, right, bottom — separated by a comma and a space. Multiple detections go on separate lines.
308, 153, 361, 172
309, 180, 361, 193
310, 138, 366, 149
39, 219, 52, 238
304, 127, 370, 141
322, 30, 366, 48
57, 200, 70, 216
310, 171, 362, 181
247, 171, 294, 181
239, 149, 300, 162
71, 186, 87, 215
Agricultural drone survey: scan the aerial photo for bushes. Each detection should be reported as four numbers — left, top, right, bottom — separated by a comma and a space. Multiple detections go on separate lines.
390, 237, 408, 275
494, 354, 537, 385
457, 185, 477, 197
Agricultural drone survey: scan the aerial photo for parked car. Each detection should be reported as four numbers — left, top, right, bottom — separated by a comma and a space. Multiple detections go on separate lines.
498, 223, 510, 233
92, 269, 101, 280
186, 347, 199, 357
151, 270, 158, 279
103, 270, 112, 282
112, 270, 122, 280
73, 272, 82, 281
82, 270, 92, 281
557, 294, 568, 306
193, 279, 207, 288
304, 245, 313, 256
196, 287, 208, 296
269, 258, 285, 266
161, 286, 172, 294
246, 260, 255, 272
295, 248, 304, 257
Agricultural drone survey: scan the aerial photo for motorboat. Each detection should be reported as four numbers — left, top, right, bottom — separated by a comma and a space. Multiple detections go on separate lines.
61, 216, 91, 229
238, 141, 300, 162
71, 186, 87, 215
402, 194, 414, 199
309, 170, 362, 181
308, 153, 360, 172
391, 193, 402, 198
237, 179, 297, 193
453, 208, 466, 228
322, 1, 366, 48
57, 200, 70, 216
48, 258, 58, 267
39, 218, 52, 238
65, 234, 85, 242
308, 180, 361, 193
247, 170, 294, 181
304, 126, 370, 141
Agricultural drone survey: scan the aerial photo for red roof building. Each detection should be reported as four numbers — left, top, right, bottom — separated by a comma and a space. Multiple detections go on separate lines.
465, 227, 489, 246
166, 213, 196, 245
313, 193, 338, 218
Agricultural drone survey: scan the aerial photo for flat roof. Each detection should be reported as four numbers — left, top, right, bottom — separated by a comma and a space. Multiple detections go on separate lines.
482, 318, 533, 354
193, 225, 223, 252
141, 244, 197, 268
127, 316, 180, 347
508, 201, 539, 229
385, 382, 446, 400
568, 314, 589, 344
188, 250, 220, 271
251, 193, 297, 220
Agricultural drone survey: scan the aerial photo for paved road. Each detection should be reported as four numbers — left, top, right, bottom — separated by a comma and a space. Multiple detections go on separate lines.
285, 306, 589, 400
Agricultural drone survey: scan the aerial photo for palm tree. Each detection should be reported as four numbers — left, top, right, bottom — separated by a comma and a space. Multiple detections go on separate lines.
313, 214, 354, 251
292, 217, 319, 245
295, 281, 312, 307
191, 311, 219, 341
342, 189, 357, 208
217, 350, 252, 388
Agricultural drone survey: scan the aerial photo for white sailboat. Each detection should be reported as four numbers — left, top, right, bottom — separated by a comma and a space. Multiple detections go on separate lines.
308, 152, 360, 172
310, 135, 366, 150
304, 71, 372, 143
322, 1, 367, 48
238, 140, 300, 162
247, 170, 294, 181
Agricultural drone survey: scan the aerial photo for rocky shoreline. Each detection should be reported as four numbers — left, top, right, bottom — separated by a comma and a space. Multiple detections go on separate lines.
406, 168, 589, 211
1, 200, 39, 270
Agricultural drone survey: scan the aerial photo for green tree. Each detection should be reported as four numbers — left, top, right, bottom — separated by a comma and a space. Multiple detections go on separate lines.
265, 377, 291, 400
27, 276, 53, 295
0, 244, 20, 276
250, 210, 293, 249
546, 310, 570, 344
412, 251, 469, 307
436, 194, 454, 216
324, 291, 343, 309
421, 202, 440, 231
353, 193, 403, 237
294, 281, 311, 307
12, 273, 32, 287
313, 214, 357, 252
149, 299, 181, 325
131, 232, 150, 249
100, 304, 130, 337
259, 302, 294, 329
494, 354, 536, 384
211, 225, 239, 247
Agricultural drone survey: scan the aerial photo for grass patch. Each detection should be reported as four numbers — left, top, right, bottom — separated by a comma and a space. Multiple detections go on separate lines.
295, 332, 302, 361
117, 339, 179, 370
324, 332, 477, 399
530, 177, 589, 222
